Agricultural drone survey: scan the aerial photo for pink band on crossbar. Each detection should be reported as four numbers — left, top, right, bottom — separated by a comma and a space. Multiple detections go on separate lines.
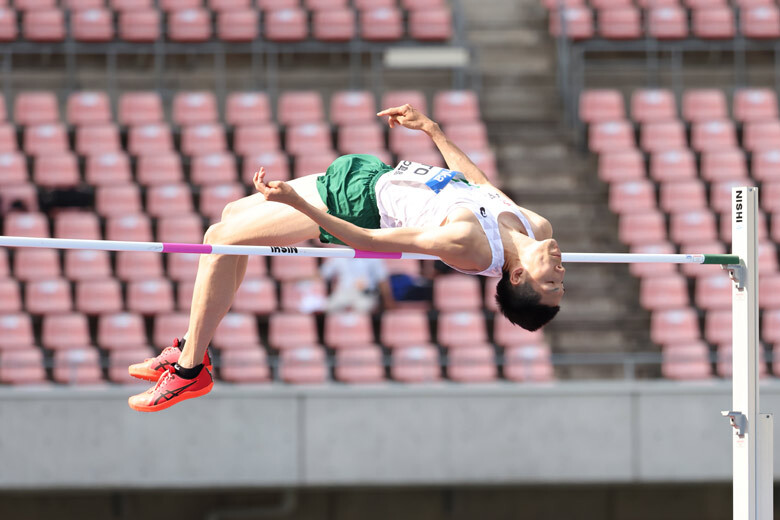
162, 243, 213, 254
354, 250, 402, 259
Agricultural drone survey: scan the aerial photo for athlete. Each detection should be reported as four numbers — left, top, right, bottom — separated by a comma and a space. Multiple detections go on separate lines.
127, 104, 565, 412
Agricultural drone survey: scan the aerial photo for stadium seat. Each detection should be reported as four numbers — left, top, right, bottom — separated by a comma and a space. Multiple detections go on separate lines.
608, 180, 656, 215
265, 8, 307, 42
257, 0, 297, 9
680, 242, 727, 279
166, 253, 200, 282
0, 313, 35, 350
75, 278, 123, 315
146, 183, 194, 217
330, 91, 376, 125
692, 6, 735, 39
66, 91, 111, 125
41, 312, 91, 350
33, 152, 80, 188
669, 210, 718, 245
719, 211, 768, 243
136, 152, 183, 186
700, 150, 748, 182
734, 88, 778, 122
25, 278, 72, 314
629, 243, 677, 278
72, 8, 114, 42
119, 8, 160, 42
127, 279, 175, 315
444, 122, 489, 152
433, 274, 482, 311
168, 8, 211, 42
270, 255, 318, 281
717, 343, 767, 378
661, 341, 712, 380
191, 153, 238, 185
115, 251, 164, 281
338, 123, 385, 155
409, 7, 453, 41
280, 278, 327, 313
649, 149, 696, 182
173, 91, 218, 126
225, 92, 272, 126
278, 91, 324, 126
200, 183, 245, 219
111, 0, 154, 10
764, 310, 780, 343
106, 214, 153, 242
361, 7, 404, 41
682, 89, 728, 122
293, 151, 337, 178
157, 214, 204, 243
694, 273, 732, 310
762, 181, 780, 211
549, 7, 595, 40
579, 89, 624, 123
95, 184, 142, 217
159, 0, 201, 11
598, 7, 642, 40
447, 344, 497, 382
391, 344, 440, 382
13, 248, 59, 281
0, 153, 25, 184
335, 345, 385, 383
233, 123, 280, 155
659, 179, 707, 213
181, 123, 227, 156
97, 312, 147, 350
23, 9, 66, 42
753, 150, 780, 182
212, 312, 261, 350
631, 89, 677, 123
312, 8, 355, 41
268, 312, 319, 350
64, 250, 112, 281
5, 212, 49, 239
647, 6, 688, 39
0, 249, 8, 278
743, 120, 780, 151
504, 344, 555, 382
231, 276, 277, 314
0, 278, 21, 313
741, 5, 780, 39
128, 123, 173, 155
640, 274, 689, 311
640, 120, 687, 153
323, 311, 374, 349
279, 345, 328, 384
0, 348, 47, 385
14, 91, 58, 126
52, 347, 103, 385
618, 210, 667, 246
24, 123, 68, 155
589, 120, 635, 153
75, 123, 122, 155
0, 8, 18, 42
307, 0, 348, 8
0, 124, 16, 153
433, 90, 480, 124
437, 311, 488, 349
217, 8, 259, 41
245, 256, 268, 277
691, 120, 737, 152
108, 346, 155, 384
152, 312, 190, 347
493, 314, 546, 347
220, 346, 271, 383
382, 90, 428, 115
711, 180, 754, 213
380, 309, 431, 348
389, 125, 436, 154
118, 92, 164, 126
286, 123, 333, 155
704, 309, 731, 344
650, 307, 700, 345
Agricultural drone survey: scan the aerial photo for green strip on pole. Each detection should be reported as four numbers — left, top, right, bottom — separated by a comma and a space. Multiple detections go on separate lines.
702, 254, 741, 265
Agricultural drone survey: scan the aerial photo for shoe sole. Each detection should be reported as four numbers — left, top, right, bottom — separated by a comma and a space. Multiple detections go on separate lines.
128, 381, 214, 412
128, 364, 214, 382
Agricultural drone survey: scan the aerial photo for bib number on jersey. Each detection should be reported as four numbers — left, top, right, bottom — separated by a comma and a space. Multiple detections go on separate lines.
391, 160, 468, 194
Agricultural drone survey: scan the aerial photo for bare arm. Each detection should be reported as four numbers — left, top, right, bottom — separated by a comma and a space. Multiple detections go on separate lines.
377, 104, 492, 186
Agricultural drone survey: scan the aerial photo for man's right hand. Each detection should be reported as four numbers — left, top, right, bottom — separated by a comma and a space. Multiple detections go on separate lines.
377, 104, 438, 134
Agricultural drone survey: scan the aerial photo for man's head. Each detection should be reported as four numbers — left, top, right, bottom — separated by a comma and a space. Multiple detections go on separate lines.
496, 238, 565, 331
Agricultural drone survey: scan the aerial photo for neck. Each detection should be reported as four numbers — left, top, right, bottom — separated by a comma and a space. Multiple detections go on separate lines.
500, 225, 537, 271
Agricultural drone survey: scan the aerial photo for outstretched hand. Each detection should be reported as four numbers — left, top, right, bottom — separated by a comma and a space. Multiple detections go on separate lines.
253, 167, 303, 207
377, 104, 436, 132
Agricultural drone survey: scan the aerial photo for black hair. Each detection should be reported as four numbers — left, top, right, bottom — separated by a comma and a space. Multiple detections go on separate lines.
495, 269, 560, 331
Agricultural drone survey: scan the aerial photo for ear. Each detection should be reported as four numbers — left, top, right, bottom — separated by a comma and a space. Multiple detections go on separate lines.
509, 265, 524, 285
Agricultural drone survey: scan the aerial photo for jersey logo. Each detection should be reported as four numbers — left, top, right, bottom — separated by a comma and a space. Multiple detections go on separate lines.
480, 207, 487, 217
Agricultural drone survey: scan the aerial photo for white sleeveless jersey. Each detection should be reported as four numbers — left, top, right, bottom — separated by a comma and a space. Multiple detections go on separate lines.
374, 160, 536, 277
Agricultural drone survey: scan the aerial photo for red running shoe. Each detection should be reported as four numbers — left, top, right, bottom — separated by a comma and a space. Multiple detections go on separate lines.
128, 338, 212, 382
128, 365, 213, 412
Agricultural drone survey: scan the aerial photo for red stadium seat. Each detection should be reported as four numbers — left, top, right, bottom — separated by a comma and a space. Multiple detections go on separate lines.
649, 149, 696, 182
219, 346, 271, 383
0, 127, 18, 154
257, 0, 297, 8
168, 8, 211, 42
659, 179, 707, 213
0, 248, 8, 278
693, 7, 735, 39
225, 92, 272, 126
580, 89, 624, 123
504, 344, 554, 382
14, 91, 58, 126
217, 8, 258, 41
764, 310, 780, 343
159, 0, 201, 11
758, 273, 780, 309
173, 91, 218, 126
753, 151, 780, 182
647, 7, 688, 39
0, 348, 47, 385
106, 214, 153, 242
278, 91, 324, 126
0, 278, 21, 313
382, 90, 428, 115
23, 8, 65, 42
5, 212, 50, 238
694, 272, 733, 310
128, 123, 173, 155
353, 0, 393, 8
704, 309, 732, 344
734, 88, 778, 122
338, 123, 385, 155
108, 346, 155, 384
191, 153, 237, 185
265, 8, 307, 42
598, 7, 641, 40
324, 311, 374, 349
682, 89, 728, 122
0, 313, 35, 350
743, 120, 780, 152
75, 278, 123, 315
136, 152, 183, 186
381, 309, 430, 348
662, 341, 712, 380
72, 8, 114, 42
67, 91, 111, 125
629, 242, 677, 278
25, 278, 72, 314
312, 7, 355, 41
650, 307, 700, 345
307, 0, 348, 8
75, 123, 121, 156
96, 184, 143, 217
115, 251, 164, 281
391, 344, 440, 382
294, 151, 338, 178
64, 250, 112, 281
233, 123, 280, 155
24, 123, 68, 155
152, 312, 190, 347
589, 120, 635, 153
389, 125, 436, 154
609, 180, 656, 214
433, 90, 480, 124
691, 120, 737, 152
437, 311, 488, 349
52, 347, 103, 385
0, 153, 25, 185
444, 122, 489, 152
41, 312, 91, 351
669, 210, 718, 245
334, 345, 384, 383
200, 183, 245, 219
763, 181, 780, 211
156, 214, 205, 243
330, 91, 376, 125
13, 248, 59, 281
742, 5, 780, 39
493, 314, 547, 348
0, 8, 18, 42
700, 150, 748, 182
97, 312, 147, 350
166, 253, 200, 282
86, 152, 131, 186
231, 276, 277, 314
448, 344, 497, 382
286, 123, 332, 155
242, 151, 290, 183
640, 274, 689, 311
279, 345, 328, 384
118, 92, 163, 126
433, 274, 483, 311
246, 256, 268, 277
212, 312, 261, 350
409, 7, 453, 41
181, 123, 227, 156
619, 210, 667, 246
119, 8, 160, 42
640, 120, 687, 153
127, 279, 175, 315
631, 89, 677, 123
549, 7, 595, 40
361, 7, 404, 41
270, 255, 318, 281
146, 183, 194, 217
33, 152, 80, 189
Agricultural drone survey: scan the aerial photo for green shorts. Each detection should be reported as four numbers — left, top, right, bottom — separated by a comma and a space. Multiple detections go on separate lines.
316, 154, 394, 244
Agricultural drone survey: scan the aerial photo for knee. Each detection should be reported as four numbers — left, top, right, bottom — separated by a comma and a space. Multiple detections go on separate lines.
203, 223, 223, 246
221, 201, 237, 221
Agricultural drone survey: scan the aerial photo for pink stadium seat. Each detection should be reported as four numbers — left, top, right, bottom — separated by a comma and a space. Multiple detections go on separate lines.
631, 89, 677, 123
380, 309, 430, 348
75, 123, 121, 156
136, 152, 183, 186
649, 149, 696, 182
13, 248, 59, 281
680, 241, 727, 278
469, 149, 498, 183
629, 242, 677, 278
324, 311, 374, 349
265, 8, 307, 42
764, 310, 780, 343
549, 7, 595, 40
759, 273, 780, 309
95, 184, 142, 217
157, 214, 204, 243
278, 91, 324, 126
361, 7, 404, 41
168, 8, 211, 42
173, 91, 217, 126
233, 123, 280, 155
246, 256, 268, 277
409, 7, 453, 41
692, 7, 735, 39
669, 210, 718, 245
694, 272, 732, 310
433, 274, 482, 311
0, 348, 47, 385
66, 91, 111, 125
75, 278, 123, 315
72, 8, 114, 42
650, 307, 700, 345
772, 212, 780, 243
335, 345, 384, 383
691, 120, 737, 152
493, 314, 546, 348
295, 151, 338, 178
64, 0, 105, 8
659, 179, 707, 213
0, 128, 18, 154
127, 279, 175, 315
219, 345, 271, 383
742, 5, 780, 38
389, 125, 436, 154
64, 250, 112, 281
0, 185, 32, 213
433, 90, 480, 124
231, 276, 277, 314
128, 123, 173, 155
338, 123, 385, 155
734, 88, 778, 122
108, 346, 155, 384
580, 89, 624, 123
106, 214, 153, 242
382, 90, 428, 115
719, 211, 768, 242
0, 313, 35, 350
270, 255, 318, 281
225, 92, 272, 126
589, 120, 634, 153
53, 347, 103, 385
598, 7, 641, 39
200, 183, 245, 219
159, 0, 201, 10
662, 341, 712, 380
743, 120, 780, 151
0, 248, 8, 278
5, 212, 49, 238
640, 274, 689, 311
111, 0, 154, 9
0, 7, 18, 42
212, 312, 261, 350
763, 181, 780, 211
0, 153, 24, 185
24, 123, 68, 155
286, 123, 332, 155
353, 0, 393, 8
618, 210, 667, 246
217, 8, 258, 41
84, 152, 132, 186
23, 8, 66, 42
444, 122, 489, 152
41, 312, 90, 350
257, 0, 297, 8
146, 183, 194, 217
33, 152, 80, 189
280, 278, 326, 313
391, 344, 440, 382
647, 7, 688, 39
97, 312, 147, 350
758, 240, 779, 273
115, 251, 164, 281
504, 344, 554, 382
152, 312, 190, 347
279, 345, 328, 384
312, 8, 355, 41
608, 180, 656, 215
119, 8, 160, 42
437, 311, 488, 349
717, 343, 767, 378
753, 151, 780, 182
14, 91, 58, 126
118, 92, 163, 126
0, 278, 21, 313
25, 278, 72, 314
166, 253, 200, 282
191, 153, 237, 185
448, 344, 497, 382
711, 180, 754, 213
640, 120, 686, 153
700, 150, 748, 182
704, 309, 732, 344
330, 91, 376, 125
683, 89, 728, 122
307, 0, 348, 8
181, 123, 227, 156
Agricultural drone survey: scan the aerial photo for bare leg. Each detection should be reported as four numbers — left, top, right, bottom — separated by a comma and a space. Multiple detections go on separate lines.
177, 174, 326, 368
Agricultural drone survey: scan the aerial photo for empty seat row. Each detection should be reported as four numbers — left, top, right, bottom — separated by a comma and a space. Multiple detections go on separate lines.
9, 0, 448, 11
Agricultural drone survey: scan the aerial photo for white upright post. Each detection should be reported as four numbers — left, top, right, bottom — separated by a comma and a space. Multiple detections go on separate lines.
725, 186, 773, 520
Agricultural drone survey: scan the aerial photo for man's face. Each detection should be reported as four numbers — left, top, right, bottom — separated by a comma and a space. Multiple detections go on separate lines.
517, 239, 566, 306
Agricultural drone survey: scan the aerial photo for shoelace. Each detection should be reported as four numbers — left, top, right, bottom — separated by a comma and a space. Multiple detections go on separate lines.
151, 366, 177, 394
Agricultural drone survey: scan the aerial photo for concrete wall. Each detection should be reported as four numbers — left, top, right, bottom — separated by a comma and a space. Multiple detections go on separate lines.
0, 380, 777, 489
